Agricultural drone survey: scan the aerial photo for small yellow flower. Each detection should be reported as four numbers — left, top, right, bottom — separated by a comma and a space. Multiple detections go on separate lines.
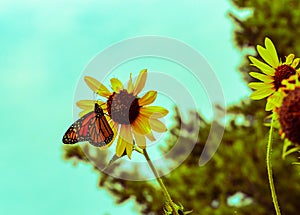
248, 37, 300, 111
77, 69, 169, 158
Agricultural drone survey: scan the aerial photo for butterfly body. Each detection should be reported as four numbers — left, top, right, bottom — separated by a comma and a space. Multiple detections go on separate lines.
63, 103, 114, 147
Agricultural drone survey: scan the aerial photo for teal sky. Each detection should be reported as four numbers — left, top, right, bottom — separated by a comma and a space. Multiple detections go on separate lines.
0, 1, 250, 214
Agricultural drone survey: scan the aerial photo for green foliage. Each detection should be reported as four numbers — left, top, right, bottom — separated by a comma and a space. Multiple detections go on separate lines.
64, 103, 300, 214
229, 0, 300, 82
63, 1, 300, 214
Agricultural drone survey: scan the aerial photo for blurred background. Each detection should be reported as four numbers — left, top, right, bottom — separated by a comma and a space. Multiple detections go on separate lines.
2, 0, 300, 214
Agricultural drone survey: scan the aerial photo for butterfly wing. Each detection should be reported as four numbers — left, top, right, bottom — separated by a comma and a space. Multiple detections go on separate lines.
62, 103, 114, 147
62, 111, 95, 144
88, 115, 114, 147
62, 124, 79, 144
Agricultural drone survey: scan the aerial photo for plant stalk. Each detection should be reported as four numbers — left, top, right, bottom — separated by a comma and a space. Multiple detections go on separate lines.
267, 114, 281, 215
143, 149, 179, 215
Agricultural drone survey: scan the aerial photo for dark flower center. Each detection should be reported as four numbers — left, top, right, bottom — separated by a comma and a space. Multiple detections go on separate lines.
279, 87, 300, 145
178, 210, 184, 215
274, 65, 296, 90
107, 90, 140, 124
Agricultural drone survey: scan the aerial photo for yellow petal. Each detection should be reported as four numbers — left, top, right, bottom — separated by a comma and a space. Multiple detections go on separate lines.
84, 76, 111, 98
126, 143, 133, 159
248, 82, 273, 90
119, 124, 133, 144
110, 78, 123, 92
250, 88, 274, 100
116, 125, 133, 158
138, 91, 157, 106
76, 100, 96, 110
249, 56, 275, 76
100, 104, 108, 111
285, 54, 295, 65
116, 135, 126, 157
109, 120, 119, 134
257, 45, 278, 68
264, 37, 279, 67
100, 120, 118, 150
133, 69, 147, 96
127, 73, 134, 93
78, 109, 93, 117
150, 119, 167, 132
292, 58, 300, 68
265, 93, 283, 111
132, 129, 146, 149
281, 79, 296, 91
132, 115, 151, 135
265, 100, 275, 111
249, 72, 274, 83
140, 106, 169, 118
145, 132, 156, 142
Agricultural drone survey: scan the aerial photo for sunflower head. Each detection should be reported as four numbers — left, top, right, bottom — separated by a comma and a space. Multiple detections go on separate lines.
278, 88, 300, 145
106, 90, 140, 125
77, 69, 169, 158
273, 64, 297, 90
276, 73, 300, 145
248, 37, 300, 111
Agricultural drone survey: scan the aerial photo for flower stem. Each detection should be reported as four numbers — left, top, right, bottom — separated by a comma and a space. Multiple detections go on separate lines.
143, 149, 179, 215
267, 114, 281, 215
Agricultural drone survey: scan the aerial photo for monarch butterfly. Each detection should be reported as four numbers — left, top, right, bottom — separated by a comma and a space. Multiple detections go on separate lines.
62, 103, 114, 147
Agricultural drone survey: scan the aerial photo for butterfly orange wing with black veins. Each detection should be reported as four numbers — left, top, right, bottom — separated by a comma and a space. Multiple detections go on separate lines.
62, 103, 114, 147
88, 103, 114, 147
62, 111, 95, 145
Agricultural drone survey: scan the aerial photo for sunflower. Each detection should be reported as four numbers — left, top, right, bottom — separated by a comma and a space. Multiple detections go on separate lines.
264, 73, 300, 158
77, 69, 169, 158
248, 37, 300, 111
273, 74, 300, 144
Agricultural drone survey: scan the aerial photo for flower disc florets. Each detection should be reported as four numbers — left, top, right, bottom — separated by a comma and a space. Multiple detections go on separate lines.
274, 65, 296, 90
107, 90, 140, 124
279, 87, 300, 144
